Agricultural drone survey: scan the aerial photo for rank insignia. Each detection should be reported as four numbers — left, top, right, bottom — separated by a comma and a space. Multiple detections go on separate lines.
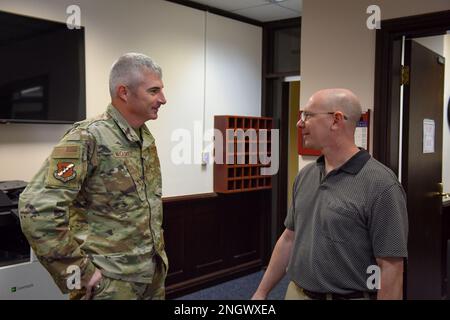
54, 162, 77, 183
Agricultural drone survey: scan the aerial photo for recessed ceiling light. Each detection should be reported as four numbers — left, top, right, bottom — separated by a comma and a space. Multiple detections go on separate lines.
267, 0, 287, 3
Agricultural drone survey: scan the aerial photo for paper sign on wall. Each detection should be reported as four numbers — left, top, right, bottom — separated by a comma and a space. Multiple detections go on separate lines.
423, 119, 435, 154
355, 126, 368, 150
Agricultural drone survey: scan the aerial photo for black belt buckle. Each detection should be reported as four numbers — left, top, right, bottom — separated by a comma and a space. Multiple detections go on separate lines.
332, 292, 365, 300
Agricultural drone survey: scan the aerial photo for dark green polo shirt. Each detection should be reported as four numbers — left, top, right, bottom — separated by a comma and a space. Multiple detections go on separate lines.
285, 149, 408, 294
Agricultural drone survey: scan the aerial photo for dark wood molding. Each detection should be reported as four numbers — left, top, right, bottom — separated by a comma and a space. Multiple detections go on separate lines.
262, 17, 301, 29
262, 17, 301, 83
373, 10, 450, 168
164, 0, 263, 27
373, 9, 450, 300
261, 17, 300, 253
163, 192, 217, 203
265, 72, 300, 79
167, 260, 262, 298
276, 83, 290, 237
443, 204, 450, 298
380, 10, 450, 36
261, 25, 269, 117
163, 190, 270, 299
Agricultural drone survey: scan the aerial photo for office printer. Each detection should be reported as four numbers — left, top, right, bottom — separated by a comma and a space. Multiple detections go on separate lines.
0, 180, 29, 267
0, 180, 66, 299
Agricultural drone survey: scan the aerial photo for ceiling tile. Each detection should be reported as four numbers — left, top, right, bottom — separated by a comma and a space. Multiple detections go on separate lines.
277, 0, 302, 13
234, 3, 300, 22
188, 0, 267, 12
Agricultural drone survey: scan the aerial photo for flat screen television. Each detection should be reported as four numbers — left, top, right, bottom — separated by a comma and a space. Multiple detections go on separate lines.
0, 10, 85, 124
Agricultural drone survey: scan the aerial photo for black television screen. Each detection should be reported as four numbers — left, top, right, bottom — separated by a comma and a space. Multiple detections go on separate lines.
0, 10, 85, 124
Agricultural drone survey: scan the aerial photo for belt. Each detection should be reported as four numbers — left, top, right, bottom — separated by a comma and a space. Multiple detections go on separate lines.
302, 288, 377, 300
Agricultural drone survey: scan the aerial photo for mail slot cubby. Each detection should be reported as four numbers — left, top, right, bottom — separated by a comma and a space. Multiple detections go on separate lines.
214, 115, 273, 193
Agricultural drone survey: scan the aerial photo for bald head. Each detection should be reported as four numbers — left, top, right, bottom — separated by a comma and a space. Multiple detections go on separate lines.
310, 88, 362, 127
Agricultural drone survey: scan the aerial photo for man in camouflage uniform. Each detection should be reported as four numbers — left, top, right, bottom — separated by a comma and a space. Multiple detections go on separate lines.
18, 53, 168, 300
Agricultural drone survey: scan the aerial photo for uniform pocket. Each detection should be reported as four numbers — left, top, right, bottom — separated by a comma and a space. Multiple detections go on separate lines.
320, 202, 358, 243
101, 162, 136, 194
97, 158, 141, 213
125, 159, 147, 201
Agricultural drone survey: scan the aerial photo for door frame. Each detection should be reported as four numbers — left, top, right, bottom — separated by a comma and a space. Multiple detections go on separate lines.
261, 18, 301, 258
374, 9, 450, 299
373, 10, 450, 171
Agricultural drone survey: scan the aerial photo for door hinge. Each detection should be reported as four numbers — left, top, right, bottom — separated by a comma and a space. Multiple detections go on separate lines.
401, 65, 410, 85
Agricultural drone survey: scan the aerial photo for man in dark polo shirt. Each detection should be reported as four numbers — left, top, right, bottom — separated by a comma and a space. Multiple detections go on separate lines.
252, 88, 408, 300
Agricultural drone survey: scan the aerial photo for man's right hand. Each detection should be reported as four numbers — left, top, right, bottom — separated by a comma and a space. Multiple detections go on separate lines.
84, 268, 103, 300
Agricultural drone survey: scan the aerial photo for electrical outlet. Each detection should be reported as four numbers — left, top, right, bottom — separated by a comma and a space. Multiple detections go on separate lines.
201, 152, 209, 166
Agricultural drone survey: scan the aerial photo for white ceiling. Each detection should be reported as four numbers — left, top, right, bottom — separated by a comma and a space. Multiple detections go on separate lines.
187, 0, 302, 22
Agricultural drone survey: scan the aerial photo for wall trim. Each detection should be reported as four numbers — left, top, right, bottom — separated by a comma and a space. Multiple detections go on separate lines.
374, 10, 450, 169
164, 0, 263, 27
163, 192, 217, 203
166, 259, 262, 298
261, 17, 300, 251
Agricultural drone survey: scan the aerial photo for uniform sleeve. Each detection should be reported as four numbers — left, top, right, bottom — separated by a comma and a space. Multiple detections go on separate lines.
18, 129, 97, 293
369, 183, 409, 258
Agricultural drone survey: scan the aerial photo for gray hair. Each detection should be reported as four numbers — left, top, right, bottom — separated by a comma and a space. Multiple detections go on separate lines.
109, 53, 162, 98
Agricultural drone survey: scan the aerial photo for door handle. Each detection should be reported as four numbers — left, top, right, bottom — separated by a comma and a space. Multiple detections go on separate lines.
439, 192, 450, 199
438, 183, 450, 199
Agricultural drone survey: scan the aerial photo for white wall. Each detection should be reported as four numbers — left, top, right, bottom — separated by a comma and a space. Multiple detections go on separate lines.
0, 0, 262, 197
298, 0, 450, 170
202, 13, 262, 192
415, 35, 445, 55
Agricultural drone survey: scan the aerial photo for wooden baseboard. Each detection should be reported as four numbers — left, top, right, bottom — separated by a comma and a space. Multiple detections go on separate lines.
166, 259, 263, 299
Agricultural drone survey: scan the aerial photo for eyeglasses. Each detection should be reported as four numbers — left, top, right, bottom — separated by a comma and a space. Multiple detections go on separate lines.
300, 111, 348, 122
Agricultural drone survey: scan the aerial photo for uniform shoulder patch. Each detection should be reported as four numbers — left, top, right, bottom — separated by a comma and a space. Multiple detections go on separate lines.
65, 132, 81, 141
53, 162, 77, 183
46, 144, 84, 190
52, 145, 81, 158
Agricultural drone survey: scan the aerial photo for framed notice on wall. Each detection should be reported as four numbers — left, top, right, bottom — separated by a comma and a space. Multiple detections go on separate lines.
355, 110, 370, 150
298, 110, 371, 156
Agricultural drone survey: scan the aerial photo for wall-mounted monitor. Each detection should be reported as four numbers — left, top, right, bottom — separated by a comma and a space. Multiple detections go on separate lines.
0, 10, 85, 124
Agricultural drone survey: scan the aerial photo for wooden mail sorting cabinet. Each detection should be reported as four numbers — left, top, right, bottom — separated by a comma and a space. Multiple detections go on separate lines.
214, 115, 273, 193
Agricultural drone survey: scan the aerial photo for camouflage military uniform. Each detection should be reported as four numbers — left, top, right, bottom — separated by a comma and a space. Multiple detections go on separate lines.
19, 104, 168, 300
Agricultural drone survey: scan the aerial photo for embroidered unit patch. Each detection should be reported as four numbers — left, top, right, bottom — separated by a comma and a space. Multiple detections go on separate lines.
53, 162, 77, 183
